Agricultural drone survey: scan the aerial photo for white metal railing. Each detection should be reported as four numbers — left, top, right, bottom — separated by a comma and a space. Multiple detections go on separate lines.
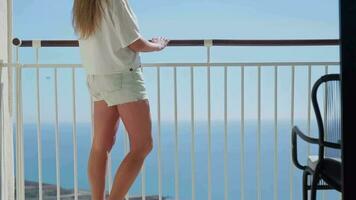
0, 40, 340, 200
0, 60, 3, 200
274, 66, 278, 200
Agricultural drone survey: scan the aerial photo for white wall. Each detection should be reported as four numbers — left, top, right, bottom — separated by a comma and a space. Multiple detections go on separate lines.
0, 0, 15, 199
0, 0, 8, 60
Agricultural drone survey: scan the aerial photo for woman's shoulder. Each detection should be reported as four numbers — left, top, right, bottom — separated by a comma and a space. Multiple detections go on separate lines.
110, 0, 138, 23
110, 0, 127, 14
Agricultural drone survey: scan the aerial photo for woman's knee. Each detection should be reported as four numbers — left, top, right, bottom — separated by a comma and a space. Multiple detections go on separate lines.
130, 138, 153, 159
144, 138, 153, 155
92, 135, 116, 153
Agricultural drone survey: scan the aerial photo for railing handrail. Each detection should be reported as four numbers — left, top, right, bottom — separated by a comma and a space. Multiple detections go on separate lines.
0, 62, 340, 69
12, 38, 340, 47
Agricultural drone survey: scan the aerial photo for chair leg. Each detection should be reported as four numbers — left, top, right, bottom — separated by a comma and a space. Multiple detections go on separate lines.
303, 171, 309, 200
310, 173, 320, 200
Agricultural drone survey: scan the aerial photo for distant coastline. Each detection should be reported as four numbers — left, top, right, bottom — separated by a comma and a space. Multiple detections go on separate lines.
21, 180, 167, 200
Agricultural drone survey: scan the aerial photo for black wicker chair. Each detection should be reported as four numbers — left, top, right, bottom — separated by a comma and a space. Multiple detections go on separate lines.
292, 74, 341, 200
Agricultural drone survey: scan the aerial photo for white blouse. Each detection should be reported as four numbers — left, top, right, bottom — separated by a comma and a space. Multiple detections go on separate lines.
79, 0, 142, 75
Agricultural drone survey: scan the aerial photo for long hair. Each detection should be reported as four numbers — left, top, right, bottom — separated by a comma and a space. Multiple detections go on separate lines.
72, 0, 109, 39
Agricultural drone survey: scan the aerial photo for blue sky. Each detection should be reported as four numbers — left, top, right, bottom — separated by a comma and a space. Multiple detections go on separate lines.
13, 0, 340, 123
14, 0, 339, 39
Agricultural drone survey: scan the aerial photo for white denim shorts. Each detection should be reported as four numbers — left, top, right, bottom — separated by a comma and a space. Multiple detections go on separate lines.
86, 66, 149, 107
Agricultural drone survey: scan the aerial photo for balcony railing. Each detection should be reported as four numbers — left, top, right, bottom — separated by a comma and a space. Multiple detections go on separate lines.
1, 39, 340, 200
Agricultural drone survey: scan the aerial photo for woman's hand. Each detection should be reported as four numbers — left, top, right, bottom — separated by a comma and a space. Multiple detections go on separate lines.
128, 36, 170, 52
151, 36, 170, 51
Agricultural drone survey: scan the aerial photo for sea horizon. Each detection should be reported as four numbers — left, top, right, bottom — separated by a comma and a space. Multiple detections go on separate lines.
14, 119, 340, 199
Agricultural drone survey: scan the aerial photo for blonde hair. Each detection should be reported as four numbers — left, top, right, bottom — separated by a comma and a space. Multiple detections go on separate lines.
72, 0, 109, 39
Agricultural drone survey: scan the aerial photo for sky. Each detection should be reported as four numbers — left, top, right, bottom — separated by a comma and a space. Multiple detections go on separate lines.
12, 0, 340, 123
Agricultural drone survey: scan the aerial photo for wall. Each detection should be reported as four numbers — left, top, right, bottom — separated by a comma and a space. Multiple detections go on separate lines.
0, 0, 15, 199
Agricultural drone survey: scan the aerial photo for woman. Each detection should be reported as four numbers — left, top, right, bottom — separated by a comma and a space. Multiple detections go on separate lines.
72, 0, 169, 199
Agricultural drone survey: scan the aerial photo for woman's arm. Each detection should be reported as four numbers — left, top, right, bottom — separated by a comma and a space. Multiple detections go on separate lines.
128, 37, 169, 52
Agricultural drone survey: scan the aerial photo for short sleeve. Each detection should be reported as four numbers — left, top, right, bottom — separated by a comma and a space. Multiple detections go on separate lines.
112, 0, 142, 48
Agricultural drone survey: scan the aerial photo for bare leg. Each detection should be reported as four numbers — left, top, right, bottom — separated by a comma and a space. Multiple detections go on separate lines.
88, 100, 120, 200
108, 99, 153, 200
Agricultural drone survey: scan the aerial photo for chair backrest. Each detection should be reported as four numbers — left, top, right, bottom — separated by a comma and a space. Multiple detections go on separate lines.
311, 74, 341, 160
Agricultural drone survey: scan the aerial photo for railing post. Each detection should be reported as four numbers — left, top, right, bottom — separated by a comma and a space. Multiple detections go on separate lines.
53, 67, 61, 200
257, 65, 261, 200
240, 65, 245, 200
1, 59, 3, 199
290, 65, 296, 200
274, 66, 279, 200
71, 66, 79, 200
34, 42, 43, 200
224, 65, 229, 200
204, 39, 213, 200
1, 59, 16, 200
190, 65, 196, 200
7, 0, 13, 117
307, 65, 312, 156
15, 46, 25, 200
173, 65, 179, 200
156, 66, 162, 200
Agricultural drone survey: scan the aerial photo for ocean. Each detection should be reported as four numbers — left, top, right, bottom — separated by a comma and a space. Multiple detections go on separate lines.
18, 120, 340, 200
